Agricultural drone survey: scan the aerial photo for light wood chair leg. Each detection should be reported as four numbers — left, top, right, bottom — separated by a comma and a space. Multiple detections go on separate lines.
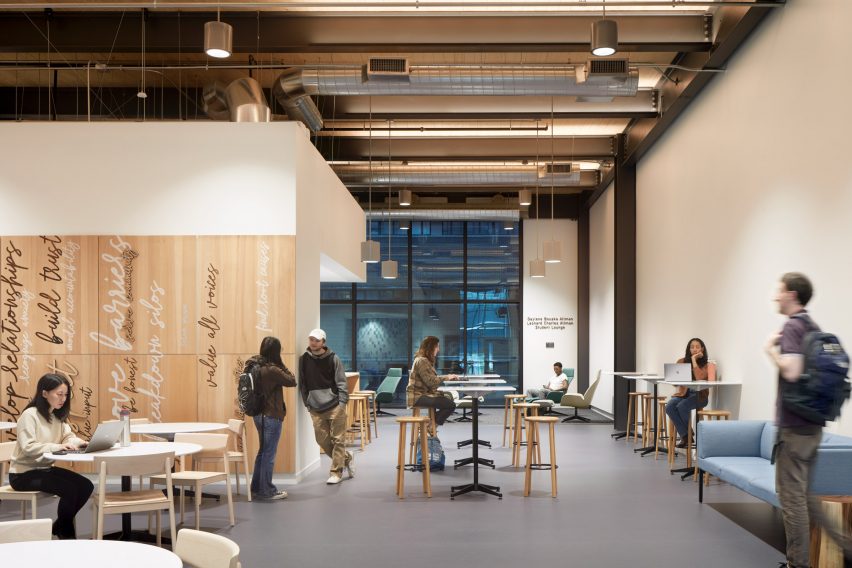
156, 510, 162, 547
502, 398, 510, 447
168, 501, 176, 547
194, 481, 202, 530
226, 473, 235, 526
524, 419, 533, 497
512, 407, 524, 467
396, 422, 406, 498
409, 408, 419, 463
549, 422, 558, 498
420, 422, 431, 498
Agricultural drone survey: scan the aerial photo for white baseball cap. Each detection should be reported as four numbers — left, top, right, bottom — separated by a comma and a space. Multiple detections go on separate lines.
309, 328, 326, 341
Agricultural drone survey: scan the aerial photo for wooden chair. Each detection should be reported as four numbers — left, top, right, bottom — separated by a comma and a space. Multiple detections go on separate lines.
150, 433, 235, 531
512, 403, 540, 467
0, 441, 47, 520
0, 518, 52, 543
523, 416, 559, 498
174, 528, 242, 568
626, 392, 649, 443
354, 389, 379, 439
409, 407, 436, 463
395, 416, 431, 499
502, 394, 526, 447
91, 451, 177, 546
195, 419, 251, 502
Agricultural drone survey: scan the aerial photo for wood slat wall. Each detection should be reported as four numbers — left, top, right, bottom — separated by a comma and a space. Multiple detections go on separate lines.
0, 235, 297, 472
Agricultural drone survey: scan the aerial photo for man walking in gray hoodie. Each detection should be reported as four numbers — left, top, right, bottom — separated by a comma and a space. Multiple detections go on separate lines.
299, 328, 354, 485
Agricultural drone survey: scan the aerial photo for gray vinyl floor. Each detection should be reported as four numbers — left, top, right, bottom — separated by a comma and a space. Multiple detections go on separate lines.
1, 414, 787, 568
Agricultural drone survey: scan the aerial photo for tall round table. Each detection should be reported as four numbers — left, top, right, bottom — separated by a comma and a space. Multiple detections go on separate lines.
0, 539, 182, 567
130, 422, 228, 439
46, 442, 201, 543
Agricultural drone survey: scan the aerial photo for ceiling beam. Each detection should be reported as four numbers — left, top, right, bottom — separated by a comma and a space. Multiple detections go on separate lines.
0, 12, 711, 53
621, 3, 782, 166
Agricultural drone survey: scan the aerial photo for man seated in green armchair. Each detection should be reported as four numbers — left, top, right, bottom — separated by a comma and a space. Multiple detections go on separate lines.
525, 362, 572, 402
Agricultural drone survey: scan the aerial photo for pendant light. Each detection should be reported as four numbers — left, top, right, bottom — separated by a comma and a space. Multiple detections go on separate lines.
399, 189, 412, 207
400, 219, 411, 231
591, 0, 618, 57
530, 118, 546, 278
361, 97, 381, 263
204, 8, 233, 59
543, 97, 562, 264
503, 220, 514, 231
519, 188, 532, 207
382, 120, 399, 280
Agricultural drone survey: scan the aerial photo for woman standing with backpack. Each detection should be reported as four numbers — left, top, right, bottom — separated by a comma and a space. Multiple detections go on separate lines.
247, 336, 296, 500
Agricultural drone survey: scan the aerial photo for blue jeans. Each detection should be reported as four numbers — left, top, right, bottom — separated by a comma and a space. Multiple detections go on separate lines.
665, 392, 707, 438
251, 414, 283, 499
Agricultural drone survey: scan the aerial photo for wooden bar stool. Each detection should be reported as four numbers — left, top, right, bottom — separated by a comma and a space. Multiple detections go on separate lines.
654, 397, 669, 460
511, 402, 539, 467
395, 416, 432, 499
695, 409, 731, 483
626, 392, 649, 443
641, 394, 660, 447
523, 416, 559, 498
346, 395, 369, 450
409, 407, 437, 463
503, 394, 526, 447
355, 389, 379, 439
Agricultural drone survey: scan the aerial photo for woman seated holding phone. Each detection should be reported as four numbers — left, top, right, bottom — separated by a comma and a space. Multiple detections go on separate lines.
665, 338, 717, 448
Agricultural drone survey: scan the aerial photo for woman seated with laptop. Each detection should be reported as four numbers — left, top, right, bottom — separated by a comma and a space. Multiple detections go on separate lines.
665, 338, 717, 448
8, 373, 94, 539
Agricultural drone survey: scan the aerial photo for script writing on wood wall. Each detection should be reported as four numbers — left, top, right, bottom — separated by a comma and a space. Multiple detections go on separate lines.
0, 235, 296, 473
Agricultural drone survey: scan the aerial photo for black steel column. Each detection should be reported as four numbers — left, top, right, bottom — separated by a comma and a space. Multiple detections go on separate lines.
613, 137, 636, 432
577, 191, 591, 392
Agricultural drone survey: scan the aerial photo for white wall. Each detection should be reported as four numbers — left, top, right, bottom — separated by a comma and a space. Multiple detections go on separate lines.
0, 121, 366, 475
635, 0, 852, 434
589, 182, 615, 413
523, 219, 578, 392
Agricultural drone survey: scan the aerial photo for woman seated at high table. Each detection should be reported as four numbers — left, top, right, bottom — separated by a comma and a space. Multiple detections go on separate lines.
407, 335, 459, 428
665, 337, 717, 448
8, 373, 94, 539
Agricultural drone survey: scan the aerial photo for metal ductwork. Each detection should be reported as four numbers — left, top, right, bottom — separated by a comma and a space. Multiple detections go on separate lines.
273, 60, 638, 130
334, 163, 581, 187
203, 77, 271, 123
273, 68, 324, 132
366, 209, 519, 221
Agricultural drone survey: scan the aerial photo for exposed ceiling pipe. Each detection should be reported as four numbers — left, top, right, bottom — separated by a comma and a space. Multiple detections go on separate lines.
203, 77, 271, 122
366, 209, 519, 221
334, 163, 582, 187
0, 1, 786, 8
272, 68, 324, 132
297, 66, 638, 97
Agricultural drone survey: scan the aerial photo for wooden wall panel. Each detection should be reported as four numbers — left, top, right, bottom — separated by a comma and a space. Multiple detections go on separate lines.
2, 234, 297, 473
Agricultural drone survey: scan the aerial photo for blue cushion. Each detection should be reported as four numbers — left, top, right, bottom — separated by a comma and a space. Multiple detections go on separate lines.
708, 457, 772, 488
698, 420, 765, 458
698, 457, 725, 478
821, 433, 852, 448
811, 448, 852, 495
759, 423, 777, 460
747, 475, 780, 507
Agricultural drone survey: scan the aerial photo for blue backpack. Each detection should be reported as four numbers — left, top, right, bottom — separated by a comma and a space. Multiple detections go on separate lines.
415, 436, 446, 471
782, 319, 851, 425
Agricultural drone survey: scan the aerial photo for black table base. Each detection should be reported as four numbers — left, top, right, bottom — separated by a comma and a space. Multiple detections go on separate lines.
450, 396, 502, 499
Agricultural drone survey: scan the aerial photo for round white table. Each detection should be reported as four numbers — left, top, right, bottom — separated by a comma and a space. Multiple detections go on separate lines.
47, 442, 202, 542
0, 539, 182, 567
0, 421, 16, 431
130, 422, 228, 437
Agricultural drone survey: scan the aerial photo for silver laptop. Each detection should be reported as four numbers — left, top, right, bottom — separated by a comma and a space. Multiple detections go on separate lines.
664, 363, 692, 383
58, 421, 124, 454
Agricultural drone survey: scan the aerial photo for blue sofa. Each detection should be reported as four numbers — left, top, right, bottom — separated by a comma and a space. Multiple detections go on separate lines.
696, 420, 852, 505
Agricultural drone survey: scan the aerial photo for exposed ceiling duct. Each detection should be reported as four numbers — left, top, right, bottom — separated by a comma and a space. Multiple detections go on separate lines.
202, 77, 271, 122
334, 163, 582, 187
366, 209, 519, 221
273, 59, 638, 130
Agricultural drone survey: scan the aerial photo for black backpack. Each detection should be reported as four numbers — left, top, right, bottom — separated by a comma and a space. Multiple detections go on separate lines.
238, 362, 265, 417
781, 315, 851, 425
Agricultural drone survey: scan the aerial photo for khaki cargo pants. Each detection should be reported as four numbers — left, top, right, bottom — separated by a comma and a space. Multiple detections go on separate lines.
310, 403, 351, 476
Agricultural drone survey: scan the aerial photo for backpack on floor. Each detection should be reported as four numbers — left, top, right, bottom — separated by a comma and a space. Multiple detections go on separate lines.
782, 322, 851, 425
416, 436, 446, 471
238, 363, 265, 417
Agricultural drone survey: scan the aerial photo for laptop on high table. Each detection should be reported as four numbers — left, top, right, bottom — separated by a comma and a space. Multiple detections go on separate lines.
53, 421, 124, 454
664, 363, 692, 383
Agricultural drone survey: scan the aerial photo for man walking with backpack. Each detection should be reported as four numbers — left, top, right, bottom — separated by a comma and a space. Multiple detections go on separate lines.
765, 272, 852, 568
299, 328, 355, 485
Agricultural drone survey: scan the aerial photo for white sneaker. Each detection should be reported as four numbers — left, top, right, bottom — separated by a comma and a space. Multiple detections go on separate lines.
345, 452, 355, 479
326, 474, 343, 485
271, 490, 288, 500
